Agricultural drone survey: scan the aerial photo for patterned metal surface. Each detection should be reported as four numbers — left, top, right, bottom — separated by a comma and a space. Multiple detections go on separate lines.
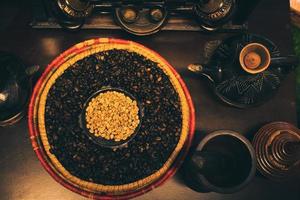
205, 34, 289, 108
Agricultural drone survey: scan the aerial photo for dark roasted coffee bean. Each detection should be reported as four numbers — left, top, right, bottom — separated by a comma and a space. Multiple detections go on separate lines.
45, 49, 182, 185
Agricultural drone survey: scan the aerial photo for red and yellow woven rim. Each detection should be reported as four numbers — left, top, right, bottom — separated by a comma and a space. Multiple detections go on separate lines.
28, 38, 195, 199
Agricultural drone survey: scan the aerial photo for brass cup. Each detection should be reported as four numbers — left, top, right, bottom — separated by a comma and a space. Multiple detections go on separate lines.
239, 43, 271, 74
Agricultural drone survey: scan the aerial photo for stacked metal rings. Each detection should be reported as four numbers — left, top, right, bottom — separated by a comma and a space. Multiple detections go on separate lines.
252, 122, 300, 181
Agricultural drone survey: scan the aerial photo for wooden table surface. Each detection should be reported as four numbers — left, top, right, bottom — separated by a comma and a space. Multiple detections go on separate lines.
0, 0, 299, 199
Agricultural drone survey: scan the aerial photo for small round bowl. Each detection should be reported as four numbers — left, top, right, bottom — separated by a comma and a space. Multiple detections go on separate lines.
188, 130, 256, 194
79, 87, 143, 148
239, 43, 271, 74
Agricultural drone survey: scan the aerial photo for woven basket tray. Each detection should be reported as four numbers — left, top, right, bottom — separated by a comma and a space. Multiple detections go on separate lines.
28, 38, 195, 199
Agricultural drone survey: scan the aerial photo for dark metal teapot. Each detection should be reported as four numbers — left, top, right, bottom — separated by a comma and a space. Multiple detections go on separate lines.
188, 33, 299, 108
0, 52, 39, 126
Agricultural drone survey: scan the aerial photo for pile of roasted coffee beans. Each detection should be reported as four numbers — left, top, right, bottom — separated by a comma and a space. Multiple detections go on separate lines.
45, 49, 182, 185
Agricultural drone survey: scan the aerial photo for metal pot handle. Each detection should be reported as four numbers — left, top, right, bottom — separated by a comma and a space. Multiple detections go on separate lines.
270, 55, 299, 68
190, 151, 233, 176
